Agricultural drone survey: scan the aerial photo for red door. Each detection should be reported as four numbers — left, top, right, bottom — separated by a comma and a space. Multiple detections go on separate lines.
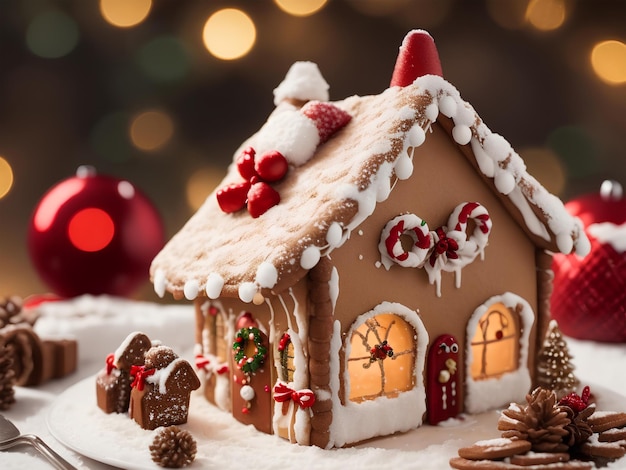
427, 334, 460, 425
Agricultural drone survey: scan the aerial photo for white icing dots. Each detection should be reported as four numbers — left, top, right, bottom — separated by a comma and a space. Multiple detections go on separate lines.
238, 282, 257, 303
183, 279, 200, 300
406, 125, 426, 147
494, 171, 516, 195
452, 125, 472, 145
438, 95, 457, 118
205, 272, 224, 299
153, 269, 166, 298
326, 222, 343, 248
425, 103, 439, 122
394, 154, 414, 180
300, 246, 321, 269
255, 262, 278, 288
555, 231, 574, 254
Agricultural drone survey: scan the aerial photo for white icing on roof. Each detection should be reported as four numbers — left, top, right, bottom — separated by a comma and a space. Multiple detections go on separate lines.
151, 70, 589, 303
273, 61, 329, 106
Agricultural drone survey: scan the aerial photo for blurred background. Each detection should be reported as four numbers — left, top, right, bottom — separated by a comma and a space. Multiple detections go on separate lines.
0, 0, 624, 301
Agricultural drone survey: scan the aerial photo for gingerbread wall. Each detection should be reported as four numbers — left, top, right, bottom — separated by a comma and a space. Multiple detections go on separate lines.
326, 121, 539, 414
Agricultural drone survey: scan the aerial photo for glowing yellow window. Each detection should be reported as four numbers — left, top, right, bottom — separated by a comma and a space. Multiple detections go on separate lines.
347, 314, 416, 402
470, 302, 519, 380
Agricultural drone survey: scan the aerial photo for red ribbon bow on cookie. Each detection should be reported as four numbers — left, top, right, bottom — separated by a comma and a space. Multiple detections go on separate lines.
130, 365, 155, 391
273, 381, 316, 408
105, 353, 116, 375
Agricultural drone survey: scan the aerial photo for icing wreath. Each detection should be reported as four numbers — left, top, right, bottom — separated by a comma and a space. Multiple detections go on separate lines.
233, 327, 267, 374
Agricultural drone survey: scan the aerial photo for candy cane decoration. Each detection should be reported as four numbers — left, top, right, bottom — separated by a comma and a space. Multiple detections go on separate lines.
379, 214, 433, 269
448, 202, 492, 263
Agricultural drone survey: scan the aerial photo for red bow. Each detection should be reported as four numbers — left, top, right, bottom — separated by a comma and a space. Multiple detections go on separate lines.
273, 382, 316, 408
130, 365, 155, 391
105, 353, 116, 375
195, 354, 228, 375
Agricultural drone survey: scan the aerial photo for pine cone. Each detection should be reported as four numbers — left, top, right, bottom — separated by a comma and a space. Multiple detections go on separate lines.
561, 403, 594, 447
0, 345, 16, 410
150, 425, 197, 468
498, 387, 570, 453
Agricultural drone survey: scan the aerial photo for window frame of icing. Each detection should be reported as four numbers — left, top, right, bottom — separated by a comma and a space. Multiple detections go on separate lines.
464, 293, 534, 414
329, 302, 428, 447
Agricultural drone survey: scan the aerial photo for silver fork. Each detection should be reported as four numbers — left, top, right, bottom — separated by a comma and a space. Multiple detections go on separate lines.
0, 414, 76, 469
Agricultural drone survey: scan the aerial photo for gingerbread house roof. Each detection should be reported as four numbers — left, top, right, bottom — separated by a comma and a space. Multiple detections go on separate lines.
151, 31, 589, 303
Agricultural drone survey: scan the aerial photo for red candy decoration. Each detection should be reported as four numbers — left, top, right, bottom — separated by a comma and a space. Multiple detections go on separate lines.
216, 147, 288, 218
300, 101, 352, 143
255, 150, 288, 182
28, 166, 165, 298
247, 182, 280, 219
236, 147, 257, 181
390, 29, 443, 87
551, 181, 626, 342
216, 181, 251, 213
558, 386, 591, 412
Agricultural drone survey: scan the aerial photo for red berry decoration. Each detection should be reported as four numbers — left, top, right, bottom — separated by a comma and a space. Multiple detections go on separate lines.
551, 180, 626, 342
247, 182, 280, 218
216, 181, 251, 213
300, 101, 352, 143
28, 166, 165, 298
236, 147, 257, 181
390, 29, 443, 87
254, 150, 288, 182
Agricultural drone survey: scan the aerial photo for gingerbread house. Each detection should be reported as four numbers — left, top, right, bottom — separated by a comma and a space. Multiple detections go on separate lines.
150, 30, 589, 448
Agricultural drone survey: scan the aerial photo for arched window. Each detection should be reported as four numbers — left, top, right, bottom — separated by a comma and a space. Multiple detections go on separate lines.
470, 302, 519, 380
347, 313, 416, 402
465, 294, 534, 414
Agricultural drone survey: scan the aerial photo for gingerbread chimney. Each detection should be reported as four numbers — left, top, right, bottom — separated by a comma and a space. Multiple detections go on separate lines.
390, 29, 443, 87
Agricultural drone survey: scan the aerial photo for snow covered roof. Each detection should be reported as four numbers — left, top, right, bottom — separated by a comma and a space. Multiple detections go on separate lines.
150, 65, 589, 303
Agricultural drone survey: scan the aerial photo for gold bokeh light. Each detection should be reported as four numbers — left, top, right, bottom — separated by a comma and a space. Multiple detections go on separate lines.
202, 8, 256, 60
274, 0, 328, 17
186, 167, 224, 211
591, 40, 626, 85
130, 109, 174, 152
525, 0, 566, 31
100, 0, 152, 28
0, 157, 14, 199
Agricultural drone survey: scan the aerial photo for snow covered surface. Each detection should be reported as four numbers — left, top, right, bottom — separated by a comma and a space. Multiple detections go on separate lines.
1, 297, 626, 469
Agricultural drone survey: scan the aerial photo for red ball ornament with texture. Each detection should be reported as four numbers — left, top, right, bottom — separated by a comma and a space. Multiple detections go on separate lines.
551, 180, 626, 342
28, 166, 165, 298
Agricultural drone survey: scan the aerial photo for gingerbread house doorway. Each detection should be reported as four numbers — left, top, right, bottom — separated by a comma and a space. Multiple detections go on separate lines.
464, 293, 534, 413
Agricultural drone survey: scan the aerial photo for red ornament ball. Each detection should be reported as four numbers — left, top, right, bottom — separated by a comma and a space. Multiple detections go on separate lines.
551, 180, 626, 342
28, 166, 165, 298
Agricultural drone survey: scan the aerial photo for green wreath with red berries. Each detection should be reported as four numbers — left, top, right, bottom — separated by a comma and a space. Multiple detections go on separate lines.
233, 327, 267, 374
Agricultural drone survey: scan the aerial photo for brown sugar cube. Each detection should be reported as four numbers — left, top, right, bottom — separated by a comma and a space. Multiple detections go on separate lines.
129, 345, 200, 430
96, 332, 151, 414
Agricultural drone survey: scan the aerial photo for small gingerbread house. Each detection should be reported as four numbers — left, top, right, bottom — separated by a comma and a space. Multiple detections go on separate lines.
150, 30, 589, 448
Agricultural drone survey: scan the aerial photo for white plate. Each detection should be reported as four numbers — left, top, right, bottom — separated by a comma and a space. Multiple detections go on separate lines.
47, 376, 626, 470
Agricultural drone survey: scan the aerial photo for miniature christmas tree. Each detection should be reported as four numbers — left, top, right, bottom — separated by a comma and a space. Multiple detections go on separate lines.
536, 320, 579, 398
